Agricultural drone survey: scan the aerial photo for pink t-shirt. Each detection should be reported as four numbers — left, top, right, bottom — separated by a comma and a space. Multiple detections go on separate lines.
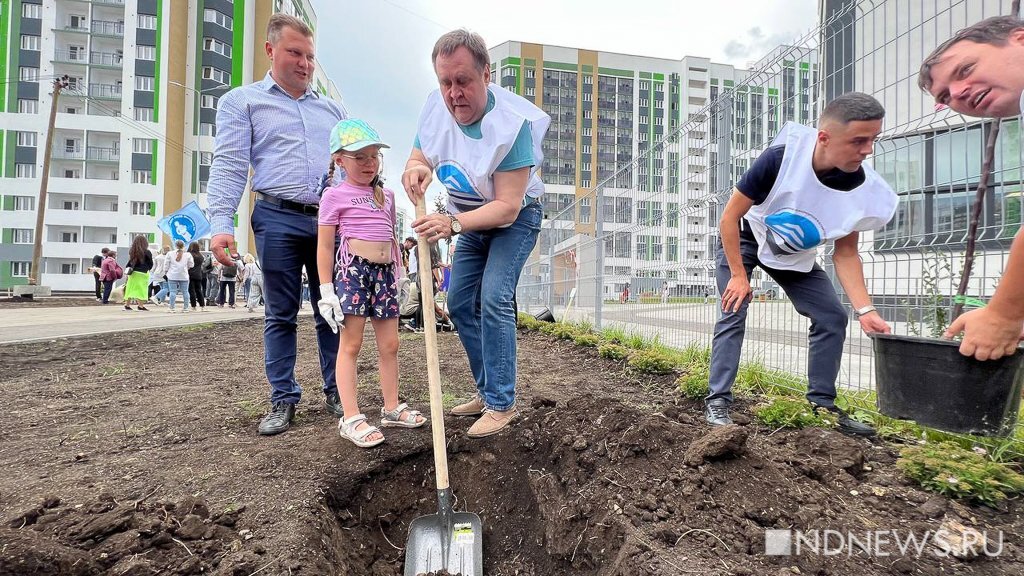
318, 180, 400, 271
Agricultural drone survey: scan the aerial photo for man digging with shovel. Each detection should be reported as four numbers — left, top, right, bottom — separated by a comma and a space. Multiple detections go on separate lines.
704, 93, 897, 436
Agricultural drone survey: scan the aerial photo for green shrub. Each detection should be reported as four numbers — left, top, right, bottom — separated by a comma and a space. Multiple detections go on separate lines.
517, 313, 542, 330
601, 327, 628, 345
537, 322, 559, 335
898, 441, 1024, 506
754, 398, 834, 429
598, 343, 630, 361
678, 344, 711, 370
549, 323, 581, 340
626, 349, 678, 375
574, 334, 601, 347
677, 369, 710, 400
735, 361, 805, 397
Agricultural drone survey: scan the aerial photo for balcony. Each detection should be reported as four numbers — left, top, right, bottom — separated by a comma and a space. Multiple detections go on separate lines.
53, 49, 88, 64
53, 146, 85, 160
90, 51, 123, 68
91, 20, 124, 37
87, 147, 120, 162
88, 83, 122, 99
92, 0, 126, 6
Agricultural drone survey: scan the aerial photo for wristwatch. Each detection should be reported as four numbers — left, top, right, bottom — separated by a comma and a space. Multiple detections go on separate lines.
854, 305, 877, 319
448, 213, 463, 236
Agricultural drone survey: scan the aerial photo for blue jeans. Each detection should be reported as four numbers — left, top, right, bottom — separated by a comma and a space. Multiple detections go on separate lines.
153, 280, 168, 303
251, 200, 339, 405
166, 279, 190, 311
448, 200, 542, 411
707, 224, 848, 407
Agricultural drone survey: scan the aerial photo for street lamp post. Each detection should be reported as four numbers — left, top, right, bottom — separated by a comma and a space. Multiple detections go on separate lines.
28, 76, 70, 289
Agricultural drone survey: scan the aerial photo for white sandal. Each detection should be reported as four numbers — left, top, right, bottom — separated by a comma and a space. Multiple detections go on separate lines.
380, 402, 427, 428
338, 414, 385, 448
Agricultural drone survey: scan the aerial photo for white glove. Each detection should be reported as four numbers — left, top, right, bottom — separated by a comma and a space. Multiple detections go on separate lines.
318, 283, 344, 334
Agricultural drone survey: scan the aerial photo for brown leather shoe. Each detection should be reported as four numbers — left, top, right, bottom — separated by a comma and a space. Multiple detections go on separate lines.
451, 395, 485, 417
467, 408, 518, 438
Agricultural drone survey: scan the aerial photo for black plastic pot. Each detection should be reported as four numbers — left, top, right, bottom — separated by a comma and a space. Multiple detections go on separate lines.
872, 334, 1024, 436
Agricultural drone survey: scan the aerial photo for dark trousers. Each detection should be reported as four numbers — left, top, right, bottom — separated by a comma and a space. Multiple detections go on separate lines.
101, 280, 114, 304
189, 278, 206, 308
707, 224, 848, 407
93, 272, 102, 299
218, 281, 235, 306
251, 200, 339, 405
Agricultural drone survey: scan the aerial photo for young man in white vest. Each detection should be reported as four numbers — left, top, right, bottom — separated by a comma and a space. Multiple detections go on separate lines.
402, 29, 550, 438
705, 93, 897, 436
919, 15, 1024, 362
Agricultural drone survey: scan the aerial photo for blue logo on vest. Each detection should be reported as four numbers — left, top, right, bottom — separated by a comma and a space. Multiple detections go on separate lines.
169, 215, 198, 243
436, 161, 483, 211
764, 210, 823, 256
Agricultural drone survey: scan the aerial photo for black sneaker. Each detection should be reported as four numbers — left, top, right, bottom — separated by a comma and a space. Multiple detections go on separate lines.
324, 391, 343, 417
812, 403, 876, 437
704, 398, 733, 426
258, 402, 295, 436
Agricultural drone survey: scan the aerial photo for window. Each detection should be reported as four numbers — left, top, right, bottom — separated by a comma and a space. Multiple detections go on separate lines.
69, 14, 88, 29
60, 231, 79, 243
199, 181, 209, 194
12, 229, 33, 244
20, 35, 40, 51
17, 132, 37, 147
63, 169, 82, 179
62, 200, 80, 210
133, 170, 153, 184
19, 67, 39, 82
134, 107, 154, 121
133, 139, 153, 153
200, 95, 218, 109
199, 152, 213, 165
138, 14, 157, 30
61, 263, 79, 275
202, 67, 230, 85
204, 9, 233, 30
13, 196, 35, 211
15, 164, 37, 178
136, 45, 156, 60
203, 37, 232, 58
199, 122, 216, 136
11, 262, 31, 278
18, 99, 39, 114
134, 76, 155, 91
22, 4, 42, 18
131, 201, 154, 215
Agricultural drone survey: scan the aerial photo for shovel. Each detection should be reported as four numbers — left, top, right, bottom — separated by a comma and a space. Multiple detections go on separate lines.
404, 198, 484, 576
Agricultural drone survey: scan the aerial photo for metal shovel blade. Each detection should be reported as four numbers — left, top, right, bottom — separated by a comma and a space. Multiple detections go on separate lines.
404, 510, 483, 576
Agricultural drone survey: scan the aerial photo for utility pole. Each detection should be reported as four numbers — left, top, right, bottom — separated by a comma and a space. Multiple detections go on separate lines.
29, 76, 69, 287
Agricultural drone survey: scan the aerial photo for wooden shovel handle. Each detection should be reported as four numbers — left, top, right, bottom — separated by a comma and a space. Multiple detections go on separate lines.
415, 197, 449, 491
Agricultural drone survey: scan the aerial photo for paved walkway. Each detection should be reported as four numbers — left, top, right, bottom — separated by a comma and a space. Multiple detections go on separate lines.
0, 299, 313, 344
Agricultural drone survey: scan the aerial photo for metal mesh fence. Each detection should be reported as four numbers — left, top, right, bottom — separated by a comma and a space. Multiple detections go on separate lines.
516, 0, 1022, 427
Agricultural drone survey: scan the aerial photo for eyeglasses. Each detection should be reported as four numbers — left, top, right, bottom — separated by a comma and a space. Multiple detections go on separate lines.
340, 152, 383, 164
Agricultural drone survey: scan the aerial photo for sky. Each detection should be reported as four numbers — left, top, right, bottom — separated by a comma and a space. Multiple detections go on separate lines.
310, 0, 820, 220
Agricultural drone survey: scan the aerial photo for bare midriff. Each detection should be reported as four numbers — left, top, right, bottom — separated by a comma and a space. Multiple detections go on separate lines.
348, 238, 393, 264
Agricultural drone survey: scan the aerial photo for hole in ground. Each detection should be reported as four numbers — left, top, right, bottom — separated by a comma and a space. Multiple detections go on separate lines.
318, 399, 643, 575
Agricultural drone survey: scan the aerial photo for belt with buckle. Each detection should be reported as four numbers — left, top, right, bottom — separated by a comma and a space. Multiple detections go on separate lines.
256, 191, 319, 216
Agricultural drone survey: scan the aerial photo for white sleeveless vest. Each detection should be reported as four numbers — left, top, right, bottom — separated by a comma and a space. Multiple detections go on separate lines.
417, 84, 551, 215
745, 122, 897, 272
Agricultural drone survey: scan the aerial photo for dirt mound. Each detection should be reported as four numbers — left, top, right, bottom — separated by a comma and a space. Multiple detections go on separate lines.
1, 493, 258, 576
2, 322, 1022, 575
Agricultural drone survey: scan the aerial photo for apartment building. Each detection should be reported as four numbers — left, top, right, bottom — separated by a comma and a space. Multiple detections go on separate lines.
0, 0, 341, 290
489, 41, 818, 299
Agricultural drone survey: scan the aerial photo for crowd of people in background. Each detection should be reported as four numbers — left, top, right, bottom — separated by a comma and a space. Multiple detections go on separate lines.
88, 242, 267, 313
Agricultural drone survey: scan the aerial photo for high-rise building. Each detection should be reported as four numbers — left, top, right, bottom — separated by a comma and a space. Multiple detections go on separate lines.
489, 41, 818, 297
0, 0, 341, 290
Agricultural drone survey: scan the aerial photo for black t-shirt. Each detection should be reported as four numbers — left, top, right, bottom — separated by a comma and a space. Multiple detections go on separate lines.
736, 145, 866, 204
128, 251, 154, 273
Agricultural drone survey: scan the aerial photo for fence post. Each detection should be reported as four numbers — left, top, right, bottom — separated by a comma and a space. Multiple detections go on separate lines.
594, 185, 604, 330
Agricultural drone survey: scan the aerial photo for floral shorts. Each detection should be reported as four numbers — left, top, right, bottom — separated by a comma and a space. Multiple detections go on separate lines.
335, 256, 399, 319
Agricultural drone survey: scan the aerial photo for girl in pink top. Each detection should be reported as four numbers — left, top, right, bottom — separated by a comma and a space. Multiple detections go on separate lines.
316, 118, 426, 448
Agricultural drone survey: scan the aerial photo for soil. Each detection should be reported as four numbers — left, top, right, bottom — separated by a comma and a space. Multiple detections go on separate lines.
2, 319, 1022, 575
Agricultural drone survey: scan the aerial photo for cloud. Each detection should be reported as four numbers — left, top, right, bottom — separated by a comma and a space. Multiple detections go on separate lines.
722, 26, 798, 63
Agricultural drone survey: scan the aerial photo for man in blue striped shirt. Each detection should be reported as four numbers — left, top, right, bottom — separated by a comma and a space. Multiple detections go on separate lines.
208, 13, 347, 435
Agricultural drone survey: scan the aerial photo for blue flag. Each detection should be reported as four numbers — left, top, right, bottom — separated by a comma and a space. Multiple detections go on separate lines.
157, 201, 212, 244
